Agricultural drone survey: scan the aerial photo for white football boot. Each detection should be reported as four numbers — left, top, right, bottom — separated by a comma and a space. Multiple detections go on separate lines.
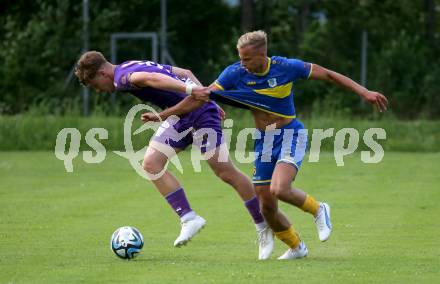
314, 202, 332, 242
173, 215, 206, 247
277, 240, 308, 260
256, 225, 274, 260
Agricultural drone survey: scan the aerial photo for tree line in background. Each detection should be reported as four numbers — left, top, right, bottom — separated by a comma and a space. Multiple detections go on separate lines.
0, 0, 439, 118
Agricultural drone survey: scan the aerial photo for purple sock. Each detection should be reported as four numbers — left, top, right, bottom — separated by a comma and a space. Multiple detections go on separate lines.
165, 188, 193, 218
245, 196, 264, 224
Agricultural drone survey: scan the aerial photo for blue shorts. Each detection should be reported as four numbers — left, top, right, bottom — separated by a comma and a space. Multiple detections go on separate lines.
252, 119, 307, 185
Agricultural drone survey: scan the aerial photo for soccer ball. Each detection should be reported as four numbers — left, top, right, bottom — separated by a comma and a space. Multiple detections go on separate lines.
110, 226, 144, 259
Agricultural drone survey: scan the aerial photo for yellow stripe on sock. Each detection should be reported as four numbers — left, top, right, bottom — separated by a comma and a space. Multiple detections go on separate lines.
274, 227, 300, 249
301, 195, 319, 216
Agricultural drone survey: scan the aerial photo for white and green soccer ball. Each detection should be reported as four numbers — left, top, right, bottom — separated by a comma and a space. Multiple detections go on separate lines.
110, 226, 144, 259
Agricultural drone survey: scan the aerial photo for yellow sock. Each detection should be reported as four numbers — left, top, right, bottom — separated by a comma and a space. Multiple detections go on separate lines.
274, 227, 300, 249
301, 194, 319, 216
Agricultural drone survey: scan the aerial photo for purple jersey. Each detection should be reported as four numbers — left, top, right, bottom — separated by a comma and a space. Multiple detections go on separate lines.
114, 60, 187, 109
114, 60, 224, 152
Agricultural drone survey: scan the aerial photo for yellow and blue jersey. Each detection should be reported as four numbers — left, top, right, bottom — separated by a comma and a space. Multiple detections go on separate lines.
211, 56, 312, 185
211, 56, 312, 118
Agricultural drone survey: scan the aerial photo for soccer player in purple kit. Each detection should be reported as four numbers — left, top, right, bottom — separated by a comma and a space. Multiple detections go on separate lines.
74, 51, 274, 259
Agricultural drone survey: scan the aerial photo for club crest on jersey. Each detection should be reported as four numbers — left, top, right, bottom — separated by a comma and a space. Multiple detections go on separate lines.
121, 75, 127, 85
267, 78, 277, 87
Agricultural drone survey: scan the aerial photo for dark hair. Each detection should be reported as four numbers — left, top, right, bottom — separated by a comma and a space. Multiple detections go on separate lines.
75, 51, 108, 85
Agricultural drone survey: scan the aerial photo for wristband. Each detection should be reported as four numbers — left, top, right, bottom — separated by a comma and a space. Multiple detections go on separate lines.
185, 84, 193, 96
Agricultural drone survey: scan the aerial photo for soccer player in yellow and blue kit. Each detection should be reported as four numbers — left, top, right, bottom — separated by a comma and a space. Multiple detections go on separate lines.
145, 30, 388, 260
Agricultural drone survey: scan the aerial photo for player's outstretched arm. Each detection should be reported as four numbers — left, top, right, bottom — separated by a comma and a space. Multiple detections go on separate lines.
141, 83, 226, 123
309, 64, 388, 112
130, 71, 209, 100
130, 72, 189, 94
141, 96, 205, 123
171, 66, 203, 86
161, 96, 205, 119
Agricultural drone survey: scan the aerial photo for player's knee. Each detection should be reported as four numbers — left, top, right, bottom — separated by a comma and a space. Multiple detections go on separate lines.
269, 183, 288, 198
142, 158, 163, 174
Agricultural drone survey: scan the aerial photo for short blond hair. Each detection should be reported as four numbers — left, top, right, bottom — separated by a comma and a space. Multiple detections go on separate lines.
75, 51, 108, 85
236, 30, 267, 50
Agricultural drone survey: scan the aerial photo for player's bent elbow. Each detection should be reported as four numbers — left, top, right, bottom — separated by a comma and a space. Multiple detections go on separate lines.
182, 68, 193, 78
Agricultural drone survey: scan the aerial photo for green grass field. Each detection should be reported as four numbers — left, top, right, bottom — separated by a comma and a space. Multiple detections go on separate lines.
1, 151, 439, 283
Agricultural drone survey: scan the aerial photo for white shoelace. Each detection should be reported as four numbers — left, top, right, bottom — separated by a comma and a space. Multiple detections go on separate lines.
314, 206, 326, 230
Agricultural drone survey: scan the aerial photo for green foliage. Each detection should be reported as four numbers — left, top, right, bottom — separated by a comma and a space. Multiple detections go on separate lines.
259, 0, 440, 119
0, 0, 82, 113
0, 0, 238, 114
0, 1, 439, 118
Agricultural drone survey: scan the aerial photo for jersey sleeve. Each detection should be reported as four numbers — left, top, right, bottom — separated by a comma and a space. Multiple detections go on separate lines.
114, 70, 136, 91
162, 64, 172, 73
214, 65, 238, 90
285, 59, 312, 81
114, 61, 175, 91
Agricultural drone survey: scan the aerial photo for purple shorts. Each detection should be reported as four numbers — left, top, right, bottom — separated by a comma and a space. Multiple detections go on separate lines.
151, 102, 223, 153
